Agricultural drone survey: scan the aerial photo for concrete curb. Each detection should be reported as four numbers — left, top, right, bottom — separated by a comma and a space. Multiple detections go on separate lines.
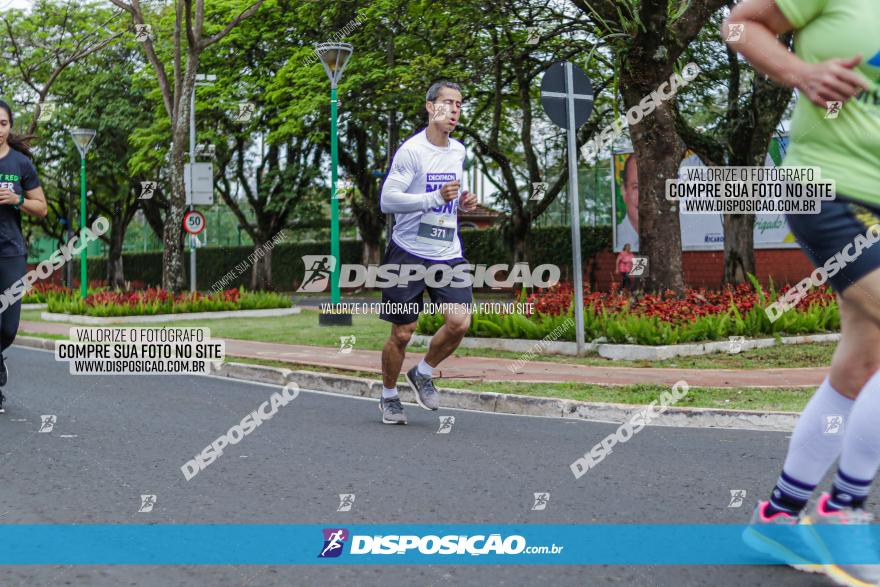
10, 335, 803, 431
40, 306, 301, 324
205, 353, 797, 433
11, 335, 799, 431
412, 332, 839, 360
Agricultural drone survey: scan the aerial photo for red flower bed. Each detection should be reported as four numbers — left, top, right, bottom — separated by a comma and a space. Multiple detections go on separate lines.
84, 287, 241, 307
525, 282, 834, 324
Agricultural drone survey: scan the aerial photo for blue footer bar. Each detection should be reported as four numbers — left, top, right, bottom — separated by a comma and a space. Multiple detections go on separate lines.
2, 524, 879, 565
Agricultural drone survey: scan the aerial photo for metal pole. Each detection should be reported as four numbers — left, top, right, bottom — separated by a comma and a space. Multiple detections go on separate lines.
189, 86, 196, 292
67, 192, 73, 288
565, 63, 585, 356
329, 85, 341, 304
79, 157, 87, 299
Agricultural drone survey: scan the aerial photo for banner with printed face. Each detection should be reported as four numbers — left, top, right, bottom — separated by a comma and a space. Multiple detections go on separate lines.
611, 142, 798, 252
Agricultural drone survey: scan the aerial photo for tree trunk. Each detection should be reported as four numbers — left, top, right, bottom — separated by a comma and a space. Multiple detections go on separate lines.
505, 212, 532, 265
722, 214, 754, 286
250, 244, 273, 291
622, 81, 686, 293
163, 127, 189, 292
107, 221, 126, 290
363, 240, 381, 265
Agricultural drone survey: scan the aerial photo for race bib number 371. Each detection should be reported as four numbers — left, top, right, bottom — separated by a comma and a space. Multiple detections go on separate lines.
416, 212, 455, 244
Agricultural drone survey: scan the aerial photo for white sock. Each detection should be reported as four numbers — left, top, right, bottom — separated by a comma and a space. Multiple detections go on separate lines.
837, 369, 880, 481
417, 359, 433, 377
382, 386, 398, 399
781, 377, 854, 485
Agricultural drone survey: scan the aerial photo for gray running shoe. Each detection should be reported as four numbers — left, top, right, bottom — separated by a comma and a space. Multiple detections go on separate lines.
379, 395, 407, 425
802, 493, 880, 587
405, 366, 439, 411
0, 353, 7, 388
742, 500, 822, 573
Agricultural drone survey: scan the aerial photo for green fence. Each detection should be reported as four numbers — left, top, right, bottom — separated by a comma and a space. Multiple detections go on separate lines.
73, 225, 612, 290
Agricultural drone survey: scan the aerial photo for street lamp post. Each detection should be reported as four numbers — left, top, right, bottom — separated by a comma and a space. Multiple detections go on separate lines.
70, 128, 96, 299
315, 42, 353, 327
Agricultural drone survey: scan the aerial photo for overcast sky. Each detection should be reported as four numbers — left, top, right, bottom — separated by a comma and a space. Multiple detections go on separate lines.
0, 0, 34, 10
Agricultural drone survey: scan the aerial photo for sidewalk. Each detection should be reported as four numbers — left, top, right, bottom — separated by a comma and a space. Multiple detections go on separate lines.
19, 320, 827, 388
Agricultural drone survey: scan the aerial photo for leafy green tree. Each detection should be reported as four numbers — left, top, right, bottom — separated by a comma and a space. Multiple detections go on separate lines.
110, 0, 264, 292
675, 3, 793, 284
572, 0, 727, 292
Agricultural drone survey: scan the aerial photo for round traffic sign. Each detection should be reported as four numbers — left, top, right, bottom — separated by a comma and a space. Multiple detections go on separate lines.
540, 62, 594, 130
183, 210, 206, 235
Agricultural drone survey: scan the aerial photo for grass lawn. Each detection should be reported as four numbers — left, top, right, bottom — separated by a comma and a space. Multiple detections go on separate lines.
14, 325, 816, 412
228, 357, 813, 413
19, 308, 835, 369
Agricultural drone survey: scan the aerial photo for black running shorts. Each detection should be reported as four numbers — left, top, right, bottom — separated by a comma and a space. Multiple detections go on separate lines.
378, 239, 473, 325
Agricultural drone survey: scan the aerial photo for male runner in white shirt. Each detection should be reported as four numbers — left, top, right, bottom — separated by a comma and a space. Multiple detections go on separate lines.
377, 80, 477, 424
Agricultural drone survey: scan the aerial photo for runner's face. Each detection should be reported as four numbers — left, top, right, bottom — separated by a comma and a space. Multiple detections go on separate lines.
428, 88, 463, 132
0, 109, 9, 146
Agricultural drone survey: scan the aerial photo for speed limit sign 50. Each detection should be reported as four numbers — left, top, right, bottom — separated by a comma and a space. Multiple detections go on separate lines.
183, 210, 206, 235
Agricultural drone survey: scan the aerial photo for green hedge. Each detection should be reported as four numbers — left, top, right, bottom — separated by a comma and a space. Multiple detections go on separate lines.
82, 225, 612, 289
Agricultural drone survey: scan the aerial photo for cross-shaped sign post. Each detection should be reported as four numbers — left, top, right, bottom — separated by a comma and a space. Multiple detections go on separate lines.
540, 62, 594, 355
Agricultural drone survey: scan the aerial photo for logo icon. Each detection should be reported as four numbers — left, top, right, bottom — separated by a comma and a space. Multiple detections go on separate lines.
235, 102, 255, 123
297, 255, 337, 293
338, 335, 356, 354
531, 492, 550, 511
728, 489, 747, 508
825, 101, 842, 119
195, 143, 216, 158
581, 141, 598, 163
337, 493, 355, 512
334, 177, 354, 200
525, 27, 540, 45
824, 414, 844, 435
134, 24, 153, 42
319, 528, 348, 558
530, 182, 547, 201
138, 494, 157, 513
431, 101, 450, 122
728, 335, 745, 354
436, 416, 455, 434
37, 102, 55, 123
725, 23, 745, 42
629, 256, 648, 277
139, 181, 157, 200
39, 415, 57, 433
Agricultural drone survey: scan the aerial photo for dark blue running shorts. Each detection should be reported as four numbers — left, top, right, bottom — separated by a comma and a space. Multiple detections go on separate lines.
379, 239, 473, 325
785, 197, 880, 294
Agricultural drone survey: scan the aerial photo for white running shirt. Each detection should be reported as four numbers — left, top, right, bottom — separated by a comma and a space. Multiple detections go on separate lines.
380, 129, 468, 261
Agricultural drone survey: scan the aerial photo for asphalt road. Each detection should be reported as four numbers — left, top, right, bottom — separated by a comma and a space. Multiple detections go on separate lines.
0, 344, 839, 587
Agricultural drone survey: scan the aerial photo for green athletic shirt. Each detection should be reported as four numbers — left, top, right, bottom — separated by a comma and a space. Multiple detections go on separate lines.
775, 0, 880, 207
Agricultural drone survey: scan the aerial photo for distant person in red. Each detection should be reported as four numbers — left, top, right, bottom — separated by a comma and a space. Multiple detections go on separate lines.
616, 243, 634, 290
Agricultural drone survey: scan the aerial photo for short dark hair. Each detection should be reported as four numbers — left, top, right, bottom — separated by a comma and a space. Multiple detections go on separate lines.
426, 80, 462, 103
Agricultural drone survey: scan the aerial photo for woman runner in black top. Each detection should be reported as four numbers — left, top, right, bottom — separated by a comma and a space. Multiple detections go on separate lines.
0, 100, 49, 413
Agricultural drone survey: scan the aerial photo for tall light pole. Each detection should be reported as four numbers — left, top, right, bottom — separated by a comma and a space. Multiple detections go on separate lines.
70, 128, 96, 299
189, 73, 216, 292
316, 42, 353, 326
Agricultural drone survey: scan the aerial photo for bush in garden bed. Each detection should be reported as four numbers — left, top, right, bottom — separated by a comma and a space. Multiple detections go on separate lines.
45, 286, 291, 317
22, 282, 70, 304
416, 276, 839, 345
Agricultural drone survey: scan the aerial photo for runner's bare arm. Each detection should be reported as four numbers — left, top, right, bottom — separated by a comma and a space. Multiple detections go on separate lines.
723, 0, 869, 106
21, 185, 48, 218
